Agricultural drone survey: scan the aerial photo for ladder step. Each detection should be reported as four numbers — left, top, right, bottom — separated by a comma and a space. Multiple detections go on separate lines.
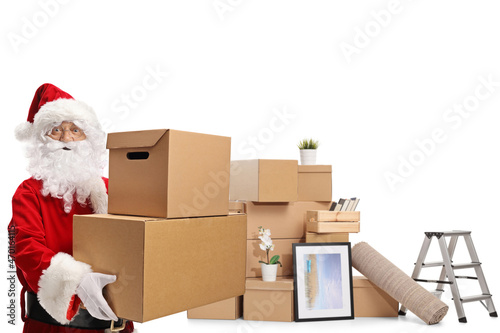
424, 231, 471, 238
452, 262, 481, 269
442, 230, 471, 237
414, 278, 453, 284
460, 294, 492, 303
455, 275, 478, 280
420, 262, 481, 269
421, 261, 446, 267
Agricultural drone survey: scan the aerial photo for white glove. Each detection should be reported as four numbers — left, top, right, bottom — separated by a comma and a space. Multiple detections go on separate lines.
76, 272, 119, 322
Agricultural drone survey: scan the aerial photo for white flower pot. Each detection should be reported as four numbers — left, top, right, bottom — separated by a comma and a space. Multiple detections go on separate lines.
300, 149, 317, 165
261, 263, 278, 282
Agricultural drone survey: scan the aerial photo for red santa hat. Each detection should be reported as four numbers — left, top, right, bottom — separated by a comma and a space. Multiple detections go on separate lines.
15, 83, 102, 141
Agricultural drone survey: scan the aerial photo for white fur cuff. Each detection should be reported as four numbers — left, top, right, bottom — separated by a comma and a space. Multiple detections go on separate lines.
38, 252, 92, 324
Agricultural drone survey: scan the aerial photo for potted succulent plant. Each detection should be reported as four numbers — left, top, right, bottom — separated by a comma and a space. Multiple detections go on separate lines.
297, 138, 319, 165
258, 226, 282, 281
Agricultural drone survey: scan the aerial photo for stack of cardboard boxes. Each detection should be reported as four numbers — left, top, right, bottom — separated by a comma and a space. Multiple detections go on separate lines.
72, 129, 247, 323
73, 128, 397, 323
189, 159, 333, 321
189, 158, 398, 321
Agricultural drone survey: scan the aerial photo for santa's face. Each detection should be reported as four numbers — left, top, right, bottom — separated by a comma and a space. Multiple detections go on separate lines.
26, 120, 106, 213
46, 121, 87, 142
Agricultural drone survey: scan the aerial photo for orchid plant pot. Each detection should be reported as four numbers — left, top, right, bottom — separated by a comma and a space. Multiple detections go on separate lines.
261, 263, 278, 282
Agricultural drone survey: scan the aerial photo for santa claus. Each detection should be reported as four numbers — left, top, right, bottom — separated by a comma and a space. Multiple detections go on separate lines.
9, 84, 134, 332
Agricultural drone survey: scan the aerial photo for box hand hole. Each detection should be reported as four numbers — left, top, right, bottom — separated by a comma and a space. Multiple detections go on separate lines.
127, 152, 149, 160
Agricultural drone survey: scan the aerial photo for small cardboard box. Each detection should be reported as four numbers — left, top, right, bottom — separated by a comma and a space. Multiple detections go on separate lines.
73, 214, 246, 323
306, 221, 360, 233
229, 201, 246, 214
307, 210, 360, 222
187, 296, 243, 320
353, 276, 399, 317
244, 277, 294, 322
305, 232, 349, 243
230, 159, 298, 202
297, 165, 332, 201
107, 129, 231, 219
245, 201, 332, 239
246, 238, 304, 277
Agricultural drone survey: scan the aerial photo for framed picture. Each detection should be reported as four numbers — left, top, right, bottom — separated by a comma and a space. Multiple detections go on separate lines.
293, 242, 354, 322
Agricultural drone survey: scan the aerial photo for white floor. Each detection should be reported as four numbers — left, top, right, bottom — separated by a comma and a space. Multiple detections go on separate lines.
134, 302, 497, 333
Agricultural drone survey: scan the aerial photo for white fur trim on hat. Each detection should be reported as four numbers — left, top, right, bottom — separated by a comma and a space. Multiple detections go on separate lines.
38, 252, 92, 324
16, 98, 102, 142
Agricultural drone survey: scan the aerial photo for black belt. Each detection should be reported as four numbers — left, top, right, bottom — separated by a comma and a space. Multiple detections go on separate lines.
26, 291, 122, 330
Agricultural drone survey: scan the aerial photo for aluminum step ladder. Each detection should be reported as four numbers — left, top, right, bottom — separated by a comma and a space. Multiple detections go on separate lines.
399, 230, 497, 323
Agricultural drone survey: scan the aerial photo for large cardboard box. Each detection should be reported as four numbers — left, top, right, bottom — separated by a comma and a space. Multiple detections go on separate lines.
246, 238, 304, 277
297, 165, 332, 201
244, 277, 294, 322
187, 296, 243, 320
230, 159, 298, 202
73, 214, 246, 323
107, 129, 231, 218
353, 276, 399, 317
305, 232, 349, 243
245, 201, 332, 239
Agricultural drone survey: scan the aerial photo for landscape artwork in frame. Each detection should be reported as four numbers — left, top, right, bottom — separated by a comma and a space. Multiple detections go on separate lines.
293, 242, 354, 322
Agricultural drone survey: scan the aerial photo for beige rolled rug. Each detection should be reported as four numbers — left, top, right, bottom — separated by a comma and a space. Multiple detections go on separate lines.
352, 242, 448, 325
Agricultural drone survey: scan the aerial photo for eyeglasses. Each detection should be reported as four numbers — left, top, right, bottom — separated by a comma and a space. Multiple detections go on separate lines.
47, 123, 85, 140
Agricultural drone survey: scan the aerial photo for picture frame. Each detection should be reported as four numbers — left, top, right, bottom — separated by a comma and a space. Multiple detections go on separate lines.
293, 242, 354, 322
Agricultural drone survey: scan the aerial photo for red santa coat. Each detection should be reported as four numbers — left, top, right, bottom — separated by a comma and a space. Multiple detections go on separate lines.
9, 177, 134, 333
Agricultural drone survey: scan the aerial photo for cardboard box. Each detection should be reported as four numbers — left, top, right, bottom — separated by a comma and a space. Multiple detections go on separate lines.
306, 221, 360, 233
107, 129, 231, 218
230, 159, 298, 202
244, 277, 294, 322
305, 232, 349, 243
307, 210, 360, 222
353, 276, 399, 317
246, 238, 304, 277
246, 201, 332, 239
73, 214, 246, 323
187, 296, 243, 320
297, 165, 332, 201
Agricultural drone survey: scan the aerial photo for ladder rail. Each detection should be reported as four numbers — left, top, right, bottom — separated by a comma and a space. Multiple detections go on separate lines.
437, 236, 466, 321
436, 235, 459, 292
400, 235, 433, 315
463, 234, 497, 315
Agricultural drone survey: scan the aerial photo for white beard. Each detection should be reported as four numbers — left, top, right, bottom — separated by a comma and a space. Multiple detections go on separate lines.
26, 138, 106, 214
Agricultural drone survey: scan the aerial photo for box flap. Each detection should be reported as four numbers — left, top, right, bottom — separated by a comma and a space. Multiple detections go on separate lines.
298, 165, 332, 173
106, 129, 168, 149
245, 277, 294, 291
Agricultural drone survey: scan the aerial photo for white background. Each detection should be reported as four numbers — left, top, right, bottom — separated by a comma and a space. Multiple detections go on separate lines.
1, 1, 499, 332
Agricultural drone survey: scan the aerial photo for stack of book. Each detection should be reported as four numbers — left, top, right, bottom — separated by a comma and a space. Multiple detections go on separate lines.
329, 197, 360, 212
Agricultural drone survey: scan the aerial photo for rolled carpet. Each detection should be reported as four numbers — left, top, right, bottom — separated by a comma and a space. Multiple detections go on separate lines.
352, 242, 448, 325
